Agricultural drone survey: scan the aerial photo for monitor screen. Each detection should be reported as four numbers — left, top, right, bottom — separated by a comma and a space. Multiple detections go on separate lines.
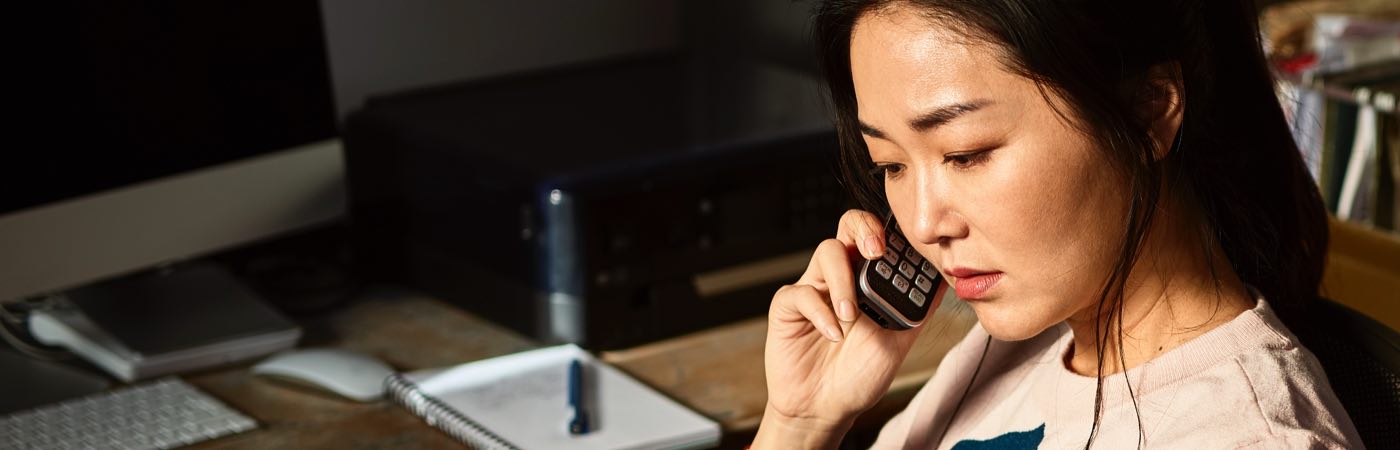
5, 0, 337, 214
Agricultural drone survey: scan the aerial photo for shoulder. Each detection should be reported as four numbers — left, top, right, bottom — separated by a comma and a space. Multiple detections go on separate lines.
1154, 301, 1363, 448
1205, 348, 1361, 449
1230, 309, 1362, 448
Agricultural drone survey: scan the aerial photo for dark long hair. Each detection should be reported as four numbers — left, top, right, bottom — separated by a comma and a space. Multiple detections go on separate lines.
813, 0, 1329, 447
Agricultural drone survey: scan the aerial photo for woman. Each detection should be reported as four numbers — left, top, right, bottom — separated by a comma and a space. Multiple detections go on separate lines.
755, 0, 1362, 448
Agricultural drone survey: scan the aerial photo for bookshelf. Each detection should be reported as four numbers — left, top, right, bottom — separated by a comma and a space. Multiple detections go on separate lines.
1264, 1, 1399, 234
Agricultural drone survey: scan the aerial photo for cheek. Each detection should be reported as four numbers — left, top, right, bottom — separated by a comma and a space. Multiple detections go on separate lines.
963, 148, 1125, 337
883, 172, 919, 222
961, 136, 1129, 325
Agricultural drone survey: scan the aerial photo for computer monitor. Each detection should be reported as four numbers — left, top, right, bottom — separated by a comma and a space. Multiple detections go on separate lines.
0, 0, 341, 304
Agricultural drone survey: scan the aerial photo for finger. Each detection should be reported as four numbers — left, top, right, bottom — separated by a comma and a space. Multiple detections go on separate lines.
771, 284, 845, 342
837, 209, 886, 259
812, 239, 860, 323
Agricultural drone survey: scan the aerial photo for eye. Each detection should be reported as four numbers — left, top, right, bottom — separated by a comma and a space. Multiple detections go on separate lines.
943, 149, 993, 169
868, 163, 906, 180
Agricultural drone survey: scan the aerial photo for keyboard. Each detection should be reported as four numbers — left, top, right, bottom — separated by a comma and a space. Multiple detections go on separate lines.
0, 377, 257, 450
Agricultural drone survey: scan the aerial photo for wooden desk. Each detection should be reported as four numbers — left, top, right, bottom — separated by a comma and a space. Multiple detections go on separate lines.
600, 297, 977, 433
184, 287, 976, 448
186, 289, 536, 449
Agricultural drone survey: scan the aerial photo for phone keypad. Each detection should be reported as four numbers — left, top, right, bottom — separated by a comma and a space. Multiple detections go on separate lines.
889, 234, 906, 252
875, 261, 893, 279
876, 232, 938, 301
903, 247, 923, 265
920, 260, 937, 278
860, 224, 943, 329
914, 274, 933, 293
892, 274, 910, 293
898, 261, 916, 279
909, 289, 926, 307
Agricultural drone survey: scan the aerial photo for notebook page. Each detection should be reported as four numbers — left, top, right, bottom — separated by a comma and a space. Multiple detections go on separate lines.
404, 344, 719, 450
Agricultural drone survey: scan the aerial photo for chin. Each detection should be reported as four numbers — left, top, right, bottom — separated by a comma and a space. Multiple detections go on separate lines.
967, 301, 1056, 341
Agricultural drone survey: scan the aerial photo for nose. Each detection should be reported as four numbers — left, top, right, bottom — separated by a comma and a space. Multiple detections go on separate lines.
896, 163, 968, 246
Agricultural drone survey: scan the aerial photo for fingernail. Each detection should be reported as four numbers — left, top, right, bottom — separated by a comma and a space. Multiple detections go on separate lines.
863, 236, 881, 258
838, 301, 857, 322
824, 324, 843, 342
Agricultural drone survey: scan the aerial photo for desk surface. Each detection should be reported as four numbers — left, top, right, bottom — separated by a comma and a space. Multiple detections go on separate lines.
185, 288, 976, 449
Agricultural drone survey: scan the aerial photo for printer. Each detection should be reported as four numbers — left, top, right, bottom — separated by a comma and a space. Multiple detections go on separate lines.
343, 54, 849, 349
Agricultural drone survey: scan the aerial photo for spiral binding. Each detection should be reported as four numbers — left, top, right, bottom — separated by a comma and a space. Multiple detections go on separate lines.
385, 374, 520, 450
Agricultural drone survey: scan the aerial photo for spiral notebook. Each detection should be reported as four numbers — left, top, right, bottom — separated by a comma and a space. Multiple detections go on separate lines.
386, 344, 720, 450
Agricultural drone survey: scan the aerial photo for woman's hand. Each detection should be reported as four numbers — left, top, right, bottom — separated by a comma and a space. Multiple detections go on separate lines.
753, 209, 947, 448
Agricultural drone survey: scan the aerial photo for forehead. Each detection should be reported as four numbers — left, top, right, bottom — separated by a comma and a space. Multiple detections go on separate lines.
848, 7, 1022, 122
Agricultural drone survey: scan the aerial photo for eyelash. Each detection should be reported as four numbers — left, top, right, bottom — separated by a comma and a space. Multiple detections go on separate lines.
945, 150, 992, 169
868, 164, 902, 180
869, 149, 993, 180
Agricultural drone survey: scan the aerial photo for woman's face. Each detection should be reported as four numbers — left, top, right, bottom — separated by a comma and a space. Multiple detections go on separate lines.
850, 7, 1129, 341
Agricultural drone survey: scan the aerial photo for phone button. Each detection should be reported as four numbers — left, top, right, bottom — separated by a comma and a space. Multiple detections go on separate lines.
914, 274, 933, 293
909, 289, 926, 307
902, 247, 923, 265
888, 234, 906, 252
882, 248, 899, 265
898, 261, 916, 279
920, 261, 937, 278
875, 261, 894, 279
892, 274, 911, 293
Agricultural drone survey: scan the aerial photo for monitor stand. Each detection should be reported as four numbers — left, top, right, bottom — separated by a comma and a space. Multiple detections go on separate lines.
27, 262, 301, 382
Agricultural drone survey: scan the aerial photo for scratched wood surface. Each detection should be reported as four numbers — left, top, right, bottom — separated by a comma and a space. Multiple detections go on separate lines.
181, 288, 976, 449
602, 293, 978, 433
186, 288, 538, 449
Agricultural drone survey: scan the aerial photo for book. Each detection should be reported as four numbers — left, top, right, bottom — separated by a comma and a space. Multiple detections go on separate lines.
1382, 113, 1399, 229
28, 263, 301, 382
386, 344, 720, 450
1338, 105, 1379, 222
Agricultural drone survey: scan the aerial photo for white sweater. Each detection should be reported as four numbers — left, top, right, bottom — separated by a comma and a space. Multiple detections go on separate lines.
873, 295, 1363, 449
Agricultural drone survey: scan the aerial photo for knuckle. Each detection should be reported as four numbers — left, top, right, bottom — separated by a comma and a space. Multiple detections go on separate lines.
864, 213, 884, 230
815, 241, 853, 268
840, 208, 862, 225
838, 209, 864, 230
817, 238, 845, 253
770, 284, 796, 312
818, 239, 853, 266
774, 283, 816, 300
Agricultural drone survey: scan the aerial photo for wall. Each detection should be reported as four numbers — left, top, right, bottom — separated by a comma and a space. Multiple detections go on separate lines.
321, 0, 681, 119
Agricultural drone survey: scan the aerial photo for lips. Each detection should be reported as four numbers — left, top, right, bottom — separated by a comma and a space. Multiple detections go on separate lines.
945, 268, 1003, 300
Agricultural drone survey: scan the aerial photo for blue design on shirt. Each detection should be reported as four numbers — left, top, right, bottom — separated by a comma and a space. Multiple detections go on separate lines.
950, 423, 1045, 450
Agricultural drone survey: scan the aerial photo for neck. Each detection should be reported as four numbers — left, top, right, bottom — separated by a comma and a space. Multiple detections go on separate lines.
1063, 197, 1254, 377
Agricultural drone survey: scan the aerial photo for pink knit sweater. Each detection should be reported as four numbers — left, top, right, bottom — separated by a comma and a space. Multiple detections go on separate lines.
873, 295, 1363, 449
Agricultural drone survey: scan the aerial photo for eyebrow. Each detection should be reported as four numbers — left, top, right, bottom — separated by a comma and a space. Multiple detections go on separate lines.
858, 99, 994, 140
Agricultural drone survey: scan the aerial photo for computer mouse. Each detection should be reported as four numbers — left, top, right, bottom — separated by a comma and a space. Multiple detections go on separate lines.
252, 348, 394, 402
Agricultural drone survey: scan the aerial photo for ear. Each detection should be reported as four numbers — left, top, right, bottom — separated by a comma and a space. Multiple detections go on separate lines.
1138, 63, 1185, 161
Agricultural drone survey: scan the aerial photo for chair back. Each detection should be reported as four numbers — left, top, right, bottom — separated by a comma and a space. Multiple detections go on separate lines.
1292, 297, 1400, 449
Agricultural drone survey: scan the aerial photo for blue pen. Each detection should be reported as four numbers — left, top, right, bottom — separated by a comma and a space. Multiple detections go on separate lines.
568, 358, 591, 435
